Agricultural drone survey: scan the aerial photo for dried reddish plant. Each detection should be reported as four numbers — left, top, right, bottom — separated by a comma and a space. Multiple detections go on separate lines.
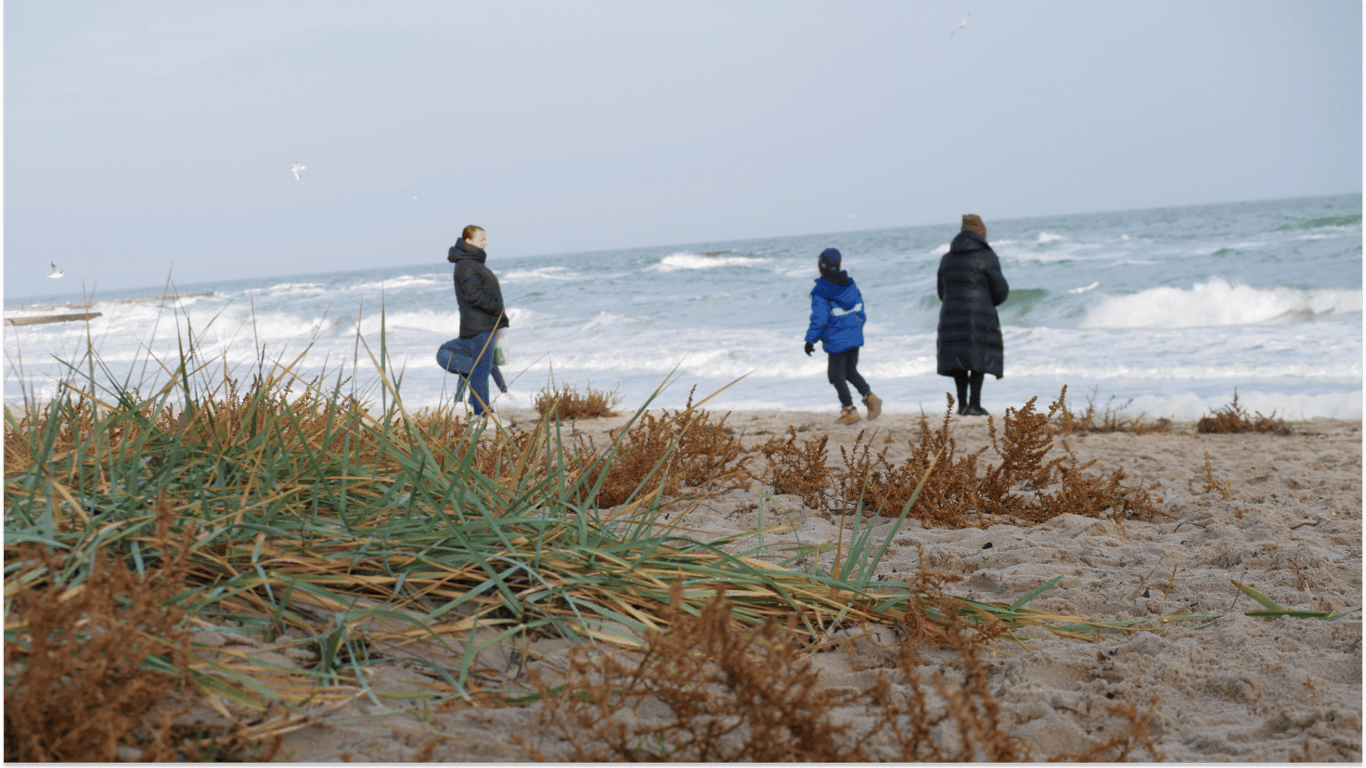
886, 612, 1030, 762
519, 580, 1167, 762
1050, 386, 1171, 435
757, 426, 833, 508
576, 398, 753, 508
1196, 389, 1290, 434
761, 392, 1171, 526
535, 383, 623, 420
833, 398, 989, 525
522, 587, 862, 761
1200, 451, 1235, 501
5, 495, 193, 762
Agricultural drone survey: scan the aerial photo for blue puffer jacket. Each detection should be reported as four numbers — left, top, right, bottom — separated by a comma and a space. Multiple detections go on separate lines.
805, 274, 866, 353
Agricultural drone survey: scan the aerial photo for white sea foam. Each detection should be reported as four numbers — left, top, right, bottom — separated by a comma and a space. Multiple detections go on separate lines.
1037, 232, 1065, 244
651, 253, 768, 272
347, 274, 442, 292
1083, 279, 1363, 329
356, 309, 461, 335
579, 311, 650, 332
259, 282, 329, 297
502, 266, 579, 282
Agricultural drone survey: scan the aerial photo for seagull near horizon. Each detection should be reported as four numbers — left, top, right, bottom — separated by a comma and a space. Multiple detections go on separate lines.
950, 12, 970, 36
48, 262, 64, 279
291, 162, 306, 181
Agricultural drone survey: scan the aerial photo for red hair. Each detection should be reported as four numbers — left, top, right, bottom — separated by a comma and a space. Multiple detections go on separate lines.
462, 225, 484, 241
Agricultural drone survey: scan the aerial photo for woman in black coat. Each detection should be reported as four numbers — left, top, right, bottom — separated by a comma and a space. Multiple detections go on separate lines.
937, 214, 1009, 416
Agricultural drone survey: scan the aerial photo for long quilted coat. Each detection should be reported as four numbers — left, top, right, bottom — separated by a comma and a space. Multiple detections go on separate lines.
936, 230, 1010, 378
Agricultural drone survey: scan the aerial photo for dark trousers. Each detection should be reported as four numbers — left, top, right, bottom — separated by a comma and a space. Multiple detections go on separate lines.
950, 369, 984, 410
827, 347, 870, 408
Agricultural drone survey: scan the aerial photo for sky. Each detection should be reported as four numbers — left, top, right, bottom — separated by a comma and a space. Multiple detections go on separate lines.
4, 0, 1362, 299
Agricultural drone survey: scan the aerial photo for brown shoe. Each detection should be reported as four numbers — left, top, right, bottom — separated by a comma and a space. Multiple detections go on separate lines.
837, 404, 861, 425
862, 392, 882, 420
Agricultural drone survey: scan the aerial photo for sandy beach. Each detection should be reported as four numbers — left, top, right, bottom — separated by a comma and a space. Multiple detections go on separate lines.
192, 406, 1361, 762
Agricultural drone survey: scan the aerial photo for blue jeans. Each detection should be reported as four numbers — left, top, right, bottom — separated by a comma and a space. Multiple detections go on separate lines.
458, 331, 495, 415
454, 366, 505, 399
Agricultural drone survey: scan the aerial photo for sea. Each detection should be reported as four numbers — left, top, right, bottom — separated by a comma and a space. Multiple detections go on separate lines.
5, 193, 1362, 422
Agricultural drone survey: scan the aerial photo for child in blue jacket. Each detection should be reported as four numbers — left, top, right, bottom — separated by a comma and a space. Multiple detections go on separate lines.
804, 248, 882, 424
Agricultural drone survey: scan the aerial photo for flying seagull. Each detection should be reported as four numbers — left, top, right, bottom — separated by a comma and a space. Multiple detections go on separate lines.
48, 262, 64, 279
291, 162, 306, 181
950, 12, 970, 36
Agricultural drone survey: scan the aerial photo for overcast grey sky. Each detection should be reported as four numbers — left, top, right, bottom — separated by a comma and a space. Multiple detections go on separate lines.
5, 0, 1362, 298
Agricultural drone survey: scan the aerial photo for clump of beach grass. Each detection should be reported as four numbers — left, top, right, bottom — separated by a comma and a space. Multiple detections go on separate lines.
4, 325, 1142, 757
534, 382, 622, 419
1197, 389, 1291, 434
573, 387, 753, 508
1050, 385, 1171, 435
761, 391, 1171, 526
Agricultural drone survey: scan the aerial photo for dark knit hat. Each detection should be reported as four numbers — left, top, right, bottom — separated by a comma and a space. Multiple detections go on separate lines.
818, 248, 843, 279
961, 214, 987, 239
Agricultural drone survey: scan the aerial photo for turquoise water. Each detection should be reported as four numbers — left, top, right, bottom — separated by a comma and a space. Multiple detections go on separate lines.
7, 193, 1361, 420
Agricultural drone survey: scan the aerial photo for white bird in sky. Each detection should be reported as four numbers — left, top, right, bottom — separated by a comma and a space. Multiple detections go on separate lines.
950, 12, 970, 37
291, 162, 306, 181
48, 262, 64, 279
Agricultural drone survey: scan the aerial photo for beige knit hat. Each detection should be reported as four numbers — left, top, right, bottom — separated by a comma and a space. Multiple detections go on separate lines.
961, 214, 987, 239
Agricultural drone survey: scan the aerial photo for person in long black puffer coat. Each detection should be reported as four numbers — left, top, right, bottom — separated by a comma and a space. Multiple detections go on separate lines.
936, 214, 1009, 416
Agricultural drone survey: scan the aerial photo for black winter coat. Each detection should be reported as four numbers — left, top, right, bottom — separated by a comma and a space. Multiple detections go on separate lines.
447, 239, 511, 339
936, 230, 1009, 379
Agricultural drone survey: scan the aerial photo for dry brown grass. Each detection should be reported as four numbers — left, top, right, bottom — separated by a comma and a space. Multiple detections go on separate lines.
1196, 389, 1291, 434
832, 403, 988, 526
576, 394, 754, 508
1050, 386, 1171, 435
518, 583, 1161, 762
535, 383, 623, 420
757, 393, 1171, 527
757, 426, 834, 508
4, 494, 194, 761
1201, 451, 1236, 501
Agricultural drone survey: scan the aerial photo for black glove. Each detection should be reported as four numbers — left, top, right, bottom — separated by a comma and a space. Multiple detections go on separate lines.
804, 341, 815, 356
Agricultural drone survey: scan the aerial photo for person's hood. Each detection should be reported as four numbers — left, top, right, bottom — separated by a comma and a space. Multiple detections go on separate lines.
812, 276, 861, 309
447, 238, 487, 264
948, 229, 989, 254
